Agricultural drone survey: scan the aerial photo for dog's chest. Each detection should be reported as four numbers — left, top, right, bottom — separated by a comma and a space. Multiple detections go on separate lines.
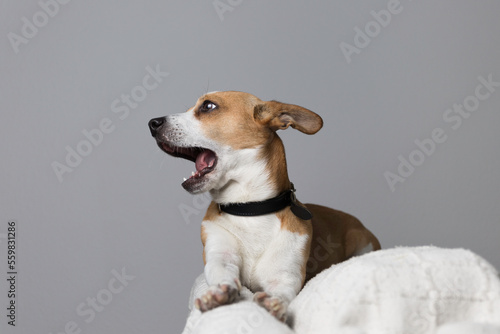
207, 214, 286, 281
221, 214, 279, 257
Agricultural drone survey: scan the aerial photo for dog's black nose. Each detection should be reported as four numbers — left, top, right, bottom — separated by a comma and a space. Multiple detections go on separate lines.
148, 117, 166, 137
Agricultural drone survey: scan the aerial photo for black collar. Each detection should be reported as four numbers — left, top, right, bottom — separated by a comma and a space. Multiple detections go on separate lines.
218, 183, 313, 220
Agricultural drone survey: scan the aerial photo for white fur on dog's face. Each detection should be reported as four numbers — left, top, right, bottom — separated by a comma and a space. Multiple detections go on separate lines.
154, 92, 275, 202
157, 109, 218, 193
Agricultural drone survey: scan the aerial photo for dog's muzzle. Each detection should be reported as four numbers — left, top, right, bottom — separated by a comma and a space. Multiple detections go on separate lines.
148, 117, 166, 137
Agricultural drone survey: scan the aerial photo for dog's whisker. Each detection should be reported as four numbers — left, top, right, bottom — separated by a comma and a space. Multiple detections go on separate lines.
159, 155, 167, 170
147, 147, 162, 170
205, 80, 210, 96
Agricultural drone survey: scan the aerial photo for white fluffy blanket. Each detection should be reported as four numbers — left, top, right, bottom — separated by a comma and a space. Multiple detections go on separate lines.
181, 246, 500, 334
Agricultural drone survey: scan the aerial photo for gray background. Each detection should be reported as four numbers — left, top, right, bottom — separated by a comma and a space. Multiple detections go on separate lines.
1, 1, 499, 333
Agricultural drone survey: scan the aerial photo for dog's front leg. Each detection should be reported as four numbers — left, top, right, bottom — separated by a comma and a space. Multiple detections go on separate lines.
253, 232, 309, 321
195, 223, 242, 312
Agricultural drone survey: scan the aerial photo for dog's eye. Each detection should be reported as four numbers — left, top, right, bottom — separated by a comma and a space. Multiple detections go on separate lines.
200, 100, 217, 113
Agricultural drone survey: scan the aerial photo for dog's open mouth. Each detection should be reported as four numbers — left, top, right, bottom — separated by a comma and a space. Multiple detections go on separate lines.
158, 142, 217, 188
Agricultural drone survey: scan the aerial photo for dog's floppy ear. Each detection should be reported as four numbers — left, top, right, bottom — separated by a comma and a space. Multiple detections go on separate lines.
254, 100, 323, 134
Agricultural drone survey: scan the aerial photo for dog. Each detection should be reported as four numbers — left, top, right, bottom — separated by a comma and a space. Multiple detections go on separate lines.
148, 91, 381, 321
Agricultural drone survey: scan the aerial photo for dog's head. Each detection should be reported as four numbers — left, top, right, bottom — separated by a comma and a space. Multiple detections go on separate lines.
148, 91, 323, 195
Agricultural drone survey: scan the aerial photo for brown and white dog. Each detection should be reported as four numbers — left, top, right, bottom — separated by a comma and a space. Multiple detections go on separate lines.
148, 91, 380, 321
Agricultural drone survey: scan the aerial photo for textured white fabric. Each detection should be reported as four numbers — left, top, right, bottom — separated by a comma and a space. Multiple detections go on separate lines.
182, 274, 292, 334
436, 322, 500, 334
182, 246, 500, 334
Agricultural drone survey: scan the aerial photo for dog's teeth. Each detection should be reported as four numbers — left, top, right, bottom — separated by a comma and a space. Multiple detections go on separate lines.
183, 178, 187, 181
192, 171, 195, 176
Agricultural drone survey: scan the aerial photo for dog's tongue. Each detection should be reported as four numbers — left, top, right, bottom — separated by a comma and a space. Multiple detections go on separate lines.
195, 150, 216, 172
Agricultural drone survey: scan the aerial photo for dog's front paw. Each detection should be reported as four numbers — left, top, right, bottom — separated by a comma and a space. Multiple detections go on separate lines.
195, 279, 241, 312
253, 292, 288, 322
